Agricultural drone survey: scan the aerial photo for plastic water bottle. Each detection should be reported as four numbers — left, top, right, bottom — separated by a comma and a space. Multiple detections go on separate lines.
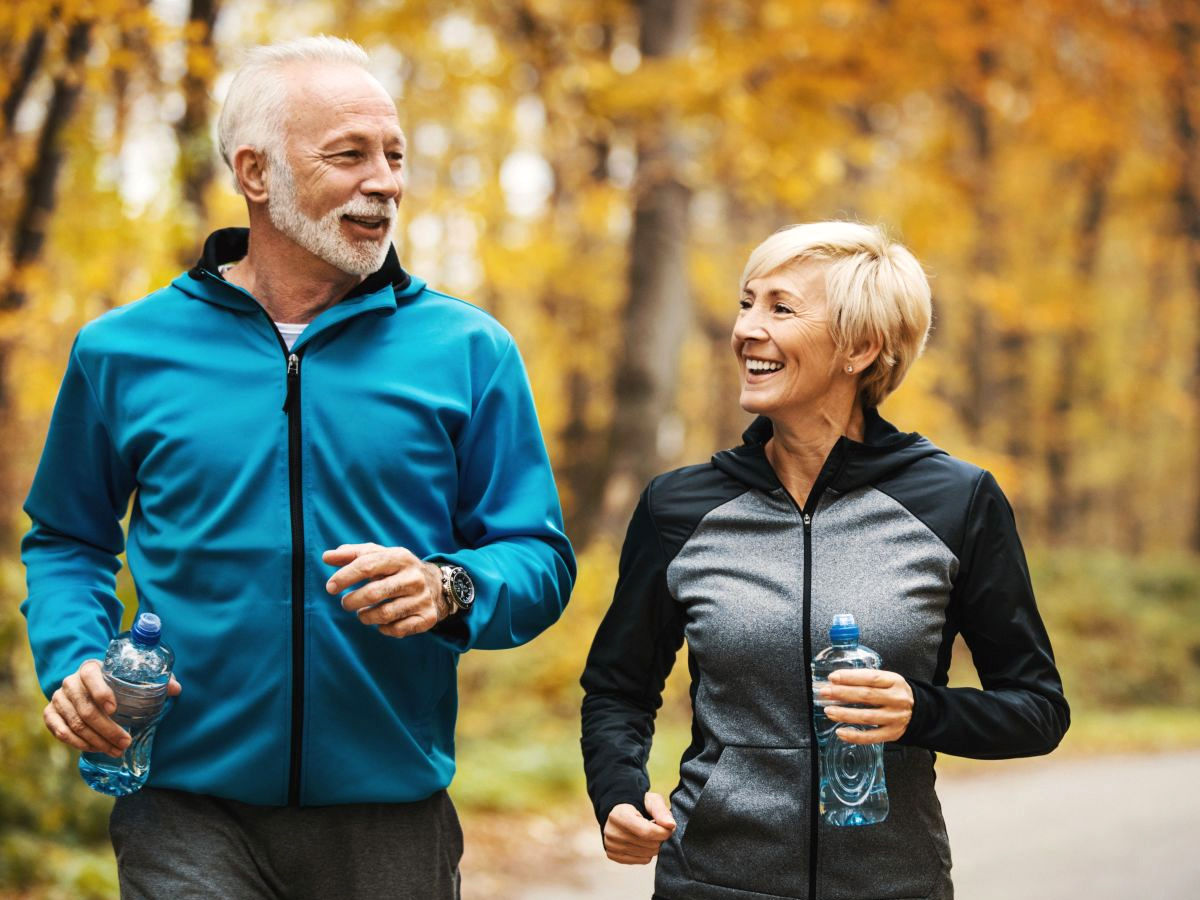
811, 614, 889, 826
78, 613, 174, 797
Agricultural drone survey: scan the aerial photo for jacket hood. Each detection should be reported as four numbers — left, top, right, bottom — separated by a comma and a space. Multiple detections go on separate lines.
175, 227, 421, 310
712, 407, 947, 500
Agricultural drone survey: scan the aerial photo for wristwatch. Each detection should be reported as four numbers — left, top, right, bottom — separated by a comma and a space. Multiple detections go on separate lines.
438, 565, 475, 615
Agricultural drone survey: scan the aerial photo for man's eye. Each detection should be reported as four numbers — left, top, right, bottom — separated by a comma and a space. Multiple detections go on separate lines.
339, 151, 362, 159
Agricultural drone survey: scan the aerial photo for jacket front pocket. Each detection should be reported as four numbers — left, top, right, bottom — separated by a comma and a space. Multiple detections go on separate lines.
816, 746, 947, 900
680, 745, 810, 898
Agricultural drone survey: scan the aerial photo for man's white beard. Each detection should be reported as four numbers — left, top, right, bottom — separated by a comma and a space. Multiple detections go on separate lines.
266, 154, 395, 276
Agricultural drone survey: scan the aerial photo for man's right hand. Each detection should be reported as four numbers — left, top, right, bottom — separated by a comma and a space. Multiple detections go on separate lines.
603, 791, 676, 865
43, 659, 181, 757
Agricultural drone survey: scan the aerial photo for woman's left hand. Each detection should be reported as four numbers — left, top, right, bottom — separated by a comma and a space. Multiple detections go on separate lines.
820, 669, 914, 744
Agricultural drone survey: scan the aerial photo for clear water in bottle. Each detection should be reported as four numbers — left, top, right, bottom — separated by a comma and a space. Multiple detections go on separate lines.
811, 613, 889, 826
78, 613, 174, 797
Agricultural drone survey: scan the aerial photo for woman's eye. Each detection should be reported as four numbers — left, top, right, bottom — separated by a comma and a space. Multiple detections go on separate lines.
774, 303, 793, 314
738, 298, 752, 309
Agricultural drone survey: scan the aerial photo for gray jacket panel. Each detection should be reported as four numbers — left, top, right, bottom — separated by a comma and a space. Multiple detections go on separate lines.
580, 410, 1068, 900
657, 485, 955, 900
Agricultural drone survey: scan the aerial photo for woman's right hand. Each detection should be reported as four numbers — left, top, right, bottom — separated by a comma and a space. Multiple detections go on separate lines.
603, 791, 676, 864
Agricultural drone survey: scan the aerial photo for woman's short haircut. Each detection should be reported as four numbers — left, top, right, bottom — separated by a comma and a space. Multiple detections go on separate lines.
217, 36, 372, 194
740, 221, 933, 408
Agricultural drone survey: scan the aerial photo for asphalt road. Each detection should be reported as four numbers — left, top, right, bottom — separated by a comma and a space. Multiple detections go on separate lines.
519, 751, 1200, 899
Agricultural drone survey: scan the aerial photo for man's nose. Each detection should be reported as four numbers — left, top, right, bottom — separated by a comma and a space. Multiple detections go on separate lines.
360, 151, 401, 200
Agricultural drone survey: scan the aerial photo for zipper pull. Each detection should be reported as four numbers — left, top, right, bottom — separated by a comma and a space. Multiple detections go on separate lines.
803, 512, 812, 528
282, 353, 300, 412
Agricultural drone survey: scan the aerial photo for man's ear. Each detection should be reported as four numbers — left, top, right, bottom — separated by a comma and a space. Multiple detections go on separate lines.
231, 146, 270, 203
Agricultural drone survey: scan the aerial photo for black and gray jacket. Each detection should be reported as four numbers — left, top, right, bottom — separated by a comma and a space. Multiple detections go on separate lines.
580, 409, 1069, 900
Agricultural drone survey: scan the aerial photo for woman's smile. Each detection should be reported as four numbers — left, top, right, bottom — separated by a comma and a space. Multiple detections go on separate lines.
744, 356, 786, 382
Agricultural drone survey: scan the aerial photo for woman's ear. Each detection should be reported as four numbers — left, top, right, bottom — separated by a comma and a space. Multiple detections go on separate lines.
846, 336, 883, 373
232, 146, 270, 203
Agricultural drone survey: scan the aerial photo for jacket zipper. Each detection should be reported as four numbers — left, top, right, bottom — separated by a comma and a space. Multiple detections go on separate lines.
801, 509, 818, 900
781, 475, 836, 899
282, 349, 306, 806
195, 268, 310, 804
792, 451, 849, 897
778, 486, 824, 899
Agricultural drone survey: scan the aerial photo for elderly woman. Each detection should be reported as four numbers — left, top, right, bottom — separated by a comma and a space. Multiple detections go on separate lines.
580, 222, 1069, 900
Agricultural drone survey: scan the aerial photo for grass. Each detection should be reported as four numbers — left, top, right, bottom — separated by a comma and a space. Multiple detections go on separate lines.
0, 833, 117, 900
933, 706, 1200, 776
452, 704, 1200, 814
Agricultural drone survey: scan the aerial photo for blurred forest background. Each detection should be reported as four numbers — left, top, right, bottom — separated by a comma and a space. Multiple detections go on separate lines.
3, 0, 1200, 896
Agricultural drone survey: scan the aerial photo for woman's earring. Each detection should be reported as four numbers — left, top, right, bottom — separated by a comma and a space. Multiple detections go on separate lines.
845, 365, 854, 373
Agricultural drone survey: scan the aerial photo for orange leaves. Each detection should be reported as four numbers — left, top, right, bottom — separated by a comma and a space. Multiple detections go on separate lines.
0, 0, 1196, 554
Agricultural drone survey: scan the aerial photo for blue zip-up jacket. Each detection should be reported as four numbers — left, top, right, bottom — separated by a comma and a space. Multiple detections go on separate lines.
21, 228, 576, 807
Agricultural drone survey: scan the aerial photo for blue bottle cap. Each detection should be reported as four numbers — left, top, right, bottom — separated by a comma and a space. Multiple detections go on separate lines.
131, 613, 162, 646
830, 614, 859, 643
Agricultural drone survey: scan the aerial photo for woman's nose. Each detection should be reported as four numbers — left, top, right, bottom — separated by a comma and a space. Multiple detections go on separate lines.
732, 308, 769, 343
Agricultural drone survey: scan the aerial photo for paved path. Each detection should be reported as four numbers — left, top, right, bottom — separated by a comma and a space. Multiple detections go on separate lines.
517, 751, 1200, 899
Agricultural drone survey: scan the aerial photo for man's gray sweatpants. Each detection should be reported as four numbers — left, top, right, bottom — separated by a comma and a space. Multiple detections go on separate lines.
109, 787, 462, 899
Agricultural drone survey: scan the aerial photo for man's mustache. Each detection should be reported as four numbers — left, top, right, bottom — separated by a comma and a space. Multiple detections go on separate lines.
334, 198, 396, 220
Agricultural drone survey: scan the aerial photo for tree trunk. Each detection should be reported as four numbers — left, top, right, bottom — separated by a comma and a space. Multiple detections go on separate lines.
1165, 2, 1200, 550
112, 0, 160, 149
1, 23, 49, 136
949, 43, 999, 446
597, 0, 696, 535
176, 0, 222, 244
1045, 154, 1115, 542
537, 14, 613, 549
3, 19, 92, 309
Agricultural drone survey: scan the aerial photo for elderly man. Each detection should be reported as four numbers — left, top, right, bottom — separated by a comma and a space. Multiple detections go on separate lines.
21, 36, 575, 898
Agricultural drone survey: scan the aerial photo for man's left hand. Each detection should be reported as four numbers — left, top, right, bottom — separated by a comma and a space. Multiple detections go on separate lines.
819, 668, 914, 744
323, 543, 449, 639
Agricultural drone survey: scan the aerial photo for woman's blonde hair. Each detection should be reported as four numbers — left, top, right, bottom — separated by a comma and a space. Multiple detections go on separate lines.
740, 221, 932, 407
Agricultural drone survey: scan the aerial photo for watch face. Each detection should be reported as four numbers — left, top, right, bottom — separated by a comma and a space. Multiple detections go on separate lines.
450, 568, 475, 608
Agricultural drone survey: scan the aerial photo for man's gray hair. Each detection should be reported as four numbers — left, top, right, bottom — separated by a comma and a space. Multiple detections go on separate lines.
217, 36, 371, 194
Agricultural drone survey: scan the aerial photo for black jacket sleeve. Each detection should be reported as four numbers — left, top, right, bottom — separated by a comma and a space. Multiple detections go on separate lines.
580, 483, 686, 828
899, 470, 1070, 758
